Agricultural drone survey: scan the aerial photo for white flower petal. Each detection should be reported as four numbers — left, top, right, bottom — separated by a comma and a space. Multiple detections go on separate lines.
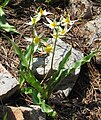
70, 20, 78, 25
49, 24, 55, 29
34, 30, 37, 36
34, 44, 38, 52
36, 15, 41, 21
24, 37, 33, 42
25, 22, 32, 25
66, 26, 72, 32
46, 17, 52, 24
43, 22, 50, 27
43, 11, 52, 16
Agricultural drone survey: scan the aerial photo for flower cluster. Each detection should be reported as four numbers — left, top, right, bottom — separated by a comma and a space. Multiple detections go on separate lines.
44, 14, 78, 39
26, 8, 77, 54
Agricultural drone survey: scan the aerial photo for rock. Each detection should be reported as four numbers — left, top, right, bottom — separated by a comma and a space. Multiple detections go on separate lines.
69, 0, 93, 19
0, 105, 46, 120
85, 15, 101, 33
0, 63, 19, 100
84, 15, 101, 64
32, 39, 84, 97
21, 105, 46, 120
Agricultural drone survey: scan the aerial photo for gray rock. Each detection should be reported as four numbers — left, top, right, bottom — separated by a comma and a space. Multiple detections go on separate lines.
0, 63, 19, 100
32, 39, 84, 97
69, 0, 92, 19
21, 105, 46, 120
85, 15, 101, 33
84, 15, 101, 64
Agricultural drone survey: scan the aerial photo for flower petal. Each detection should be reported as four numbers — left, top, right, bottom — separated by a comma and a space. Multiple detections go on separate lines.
45, 45, 52, 53
24, 37, 33, 42
43, 10, 53, 16
43, 22, 50, 27
25, 22, 32, 25
45, 17, 52, 24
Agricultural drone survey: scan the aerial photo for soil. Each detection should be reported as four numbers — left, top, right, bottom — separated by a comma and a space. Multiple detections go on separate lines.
0, 0, 101, 120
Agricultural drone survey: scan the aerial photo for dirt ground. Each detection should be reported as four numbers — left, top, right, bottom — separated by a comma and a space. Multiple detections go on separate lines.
0, 0, 101, 119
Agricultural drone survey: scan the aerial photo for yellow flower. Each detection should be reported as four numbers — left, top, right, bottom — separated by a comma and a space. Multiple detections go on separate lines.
45, 45, 52, 54
33, 36, 40, 44
63, 17, 70, 24
31, 16, 40, 25
26, 16, 40, 25
38, 8, 52, 16
51, 29, 60, 39
59, 27, 67, 35
50, 21, 57, 28
39, 8, 44, 15
61, 14, 78, 26
61, 15, 71, 26
52, 33, 59, 39
60, 29, 66, 35
44, 17, 59, 29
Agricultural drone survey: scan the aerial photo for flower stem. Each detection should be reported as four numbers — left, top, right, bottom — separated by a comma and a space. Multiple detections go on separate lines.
51, 37, 57, 71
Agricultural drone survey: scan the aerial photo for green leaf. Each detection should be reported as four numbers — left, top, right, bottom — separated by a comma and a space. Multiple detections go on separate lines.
0, 6, 18, 33
0, 22, 18, 33
24, 70, 47, 99
10, 41, 28, 67
59, 48, 72, 69
24, 42, 34, 63
46, 48, 72, 95
0, 7, 4, 16
43, 37, 49, 42
66, 51, 97, 76
19, 74, 25, 88
1, 0, 10, 8
46, 50, 97, 97
31, 90, 57, 117
31, 89, 40, 104
3, 34, 22, 56
56, 51, 97, 85
3, 112, 7, 120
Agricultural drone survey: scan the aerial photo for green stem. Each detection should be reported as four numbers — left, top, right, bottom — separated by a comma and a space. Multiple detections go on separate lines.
28, 24, 35, 70
32, 24, 35, 37
51, 37, 57, 70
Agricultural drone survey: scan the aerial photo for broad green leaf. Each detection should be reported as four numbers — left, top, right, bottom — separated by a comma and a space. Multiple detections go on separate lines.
3, 112, 7, 120
24, 42, 34, 63
47, 50, 97, 96
24, 70, 47, 99
19, 74, 25, 88
46, 48, 72, 94
0, 6, 18, 33
0, 7, 4, 16
31, 89, 40, 104
1, 0, 10, 8
58, 48, 72, 69
56, 50, 97, 84
0, 22, 18, 33
31, 91, 57, 117
66, 50, 97, 76
20, 56, 29, 68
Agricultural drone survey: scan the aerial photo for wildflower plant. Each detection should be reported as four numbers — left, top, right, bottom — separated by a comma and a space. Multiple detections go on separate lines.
4, 7, 98, 118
